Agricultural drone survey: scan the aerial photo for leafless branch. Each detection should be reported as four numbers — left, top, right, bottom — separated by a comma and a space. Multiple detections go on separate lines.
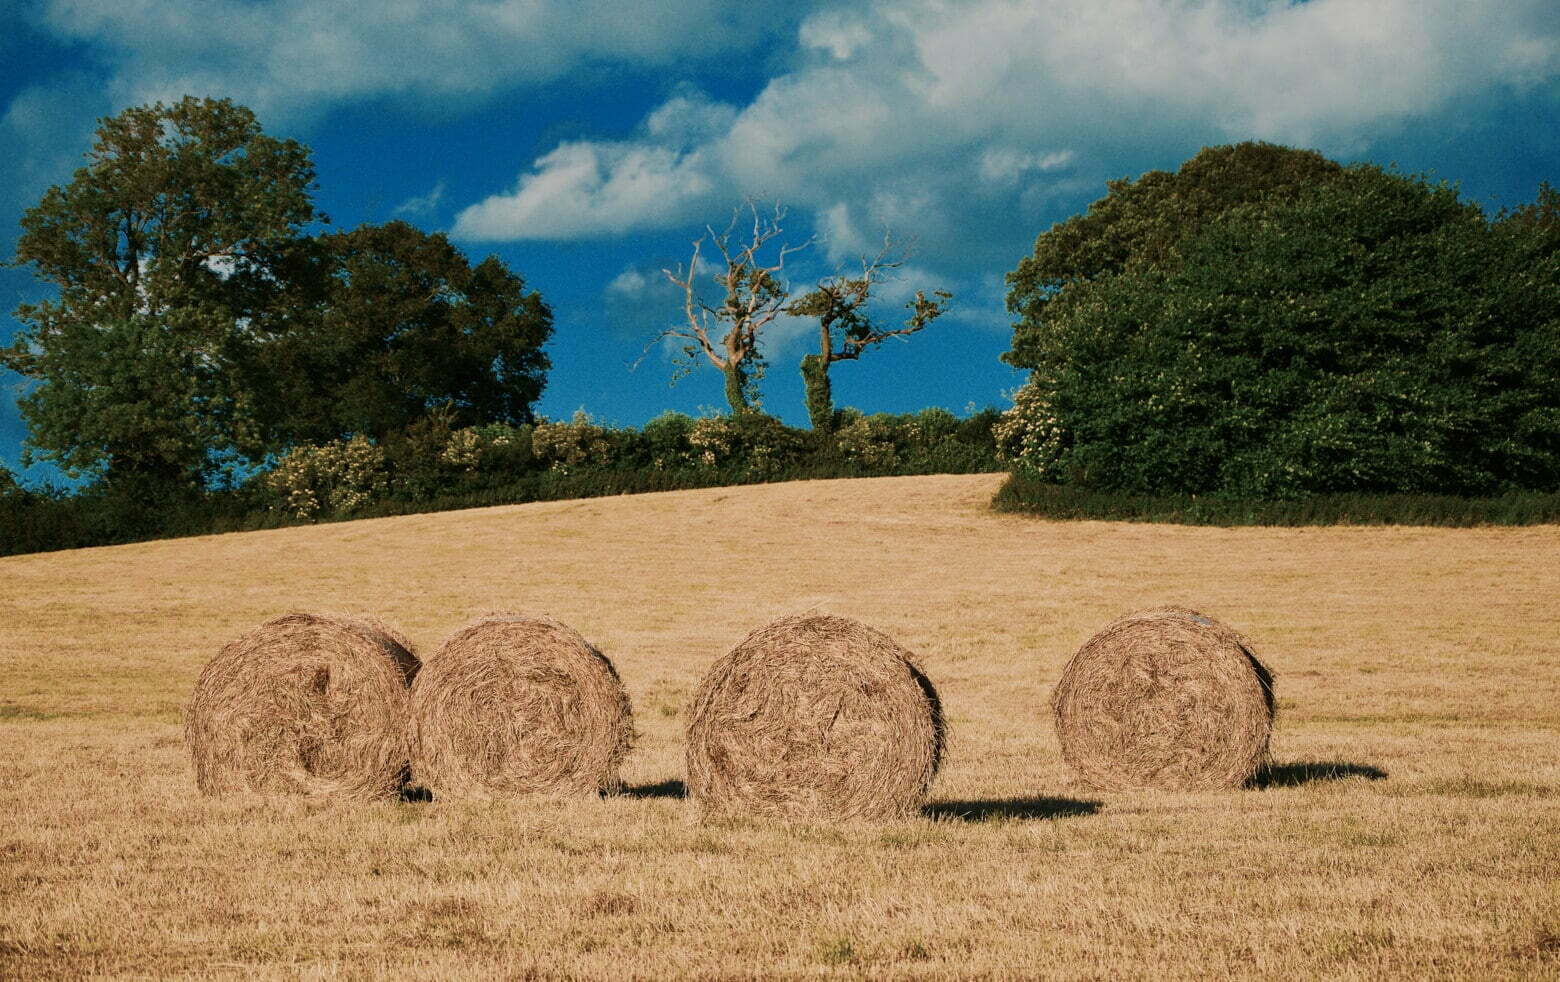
659, 237, 727, 372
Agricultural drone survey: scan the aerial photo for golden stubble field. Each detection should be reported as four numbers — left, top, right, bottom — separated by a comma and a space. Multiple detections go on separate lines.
2, 473, 1557, 980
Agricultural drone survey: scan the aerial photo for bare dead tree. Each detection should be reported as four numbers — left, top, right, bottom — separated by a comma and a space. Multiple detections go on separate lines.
654, 200, 810, 413
787, 235, 952, 432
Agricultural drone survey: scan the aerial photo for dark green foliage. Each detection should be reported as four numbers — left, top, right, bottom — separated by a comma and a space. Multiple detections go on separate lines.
379, 409, 460, 503
832, 407, 1001, 473
1006, 141, 1344, 371
261, 220, 552, 445
474, 424, 534, 475
993, 473, 1560, 527
640, 411, 697, 465
723, 410, 816, 465
0, 473, 83, 556
1003, 155, 1560, 498
603, 410, 816, 475
954, 407, 1002, 449
376, 412, 536, 504
925, 407, 1002, 472
0, 493, 86, 557
3, 97, 319, 489
0, 476, 274, 557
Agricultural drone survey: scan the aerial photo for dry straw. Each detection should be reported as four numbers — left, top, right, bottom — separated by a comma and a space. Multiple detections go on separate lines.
1051, 605, 1275, 791
686, 613, 945, 821
410, 613, 634, 799
185, 612, 420, 800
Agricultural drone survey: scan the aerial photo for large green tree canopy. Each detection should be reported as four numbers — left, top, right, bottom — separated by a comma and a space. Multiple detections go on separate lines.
260, 220, 553, 445
5, 99, 554, 493
3, 97, 319, 487
1000, 150, 1560, 498
1005, 141, 1345, 372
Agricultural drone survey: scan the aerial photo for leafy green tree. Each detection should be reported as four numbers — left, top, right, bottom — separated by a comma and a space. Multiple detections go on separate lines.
1000, 163, 1560, 498
1485, 181, 1560, 486
259, 221, 553, 444
2, 97, 319, 489
1005, 141, 1344, 372
788, 244, 951, 433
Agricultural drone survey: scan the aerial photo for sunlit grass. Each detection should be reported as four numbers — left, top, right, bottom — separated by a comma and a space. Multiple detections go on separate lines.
2, 474, 1556, 978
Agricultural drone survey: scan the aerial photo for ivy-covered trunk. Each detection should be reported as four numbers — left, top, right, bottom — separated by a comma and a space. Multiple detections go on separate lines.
801, 353, 833, 433
722, 362, 749, 413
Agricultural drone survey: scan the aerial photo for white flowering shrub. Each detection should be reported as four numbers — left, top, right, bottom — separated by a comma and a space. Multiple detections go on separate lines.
683, 412, 807, 477
265, 435, 389, 519
686, 416, 739, 468
992, 378, 1067, 479
440, 427, 484, 471
834, 414, 903, 470
438, 424, 528, 473
531, 410, 613, 471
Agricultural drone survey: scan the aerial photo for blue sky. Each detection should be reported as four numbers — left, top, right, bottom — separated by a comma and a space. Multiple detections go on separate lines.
3, 0, 1558, 485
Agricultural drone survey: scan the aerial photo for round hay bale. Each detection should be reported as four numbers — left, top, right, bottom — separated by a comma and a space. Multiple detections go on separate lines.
185, 612, 420, 800
1051, 606, 1275, 791
409, 613, 634, 799
686, 614, 945, 821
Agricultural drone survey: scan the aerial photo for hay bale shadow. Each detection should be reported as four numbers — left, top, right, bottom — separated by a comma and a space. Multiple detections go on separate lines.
623, 779, 686, 800
1248, 761, 1387, 788
924, 796, 1101, 823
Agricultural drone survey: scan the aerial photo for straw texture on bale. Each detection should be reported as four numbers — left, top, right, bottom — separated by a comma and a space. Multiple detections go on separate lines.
1051, 606, 1275, 791
185, 612, 420, 800
686, 614, 945, 821
410, 613, 634, 799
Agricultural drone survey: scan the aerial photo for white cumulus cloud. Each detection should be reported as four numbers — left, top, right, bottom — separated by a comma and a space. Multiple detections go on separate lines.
453, 140, 720, 240
393, 180, 446, 217
646, 90, 741, 148
453, 88, 750, 240
605, 267, 651, 298
31, 0, 814, 122
977, 148, 1075, 186
799, 10, 875, 61
446, 0, 1560, 284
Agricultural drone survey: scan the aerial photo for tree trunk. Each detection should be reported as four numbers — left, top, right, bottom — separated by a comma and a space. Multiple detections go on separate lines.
801, 353, 833, 433
723, 361, 749, 413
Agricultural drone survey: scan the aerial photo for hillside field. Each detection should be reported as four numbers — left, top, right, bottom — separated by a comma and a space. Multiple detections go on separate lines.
1, 473, 1557, 980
